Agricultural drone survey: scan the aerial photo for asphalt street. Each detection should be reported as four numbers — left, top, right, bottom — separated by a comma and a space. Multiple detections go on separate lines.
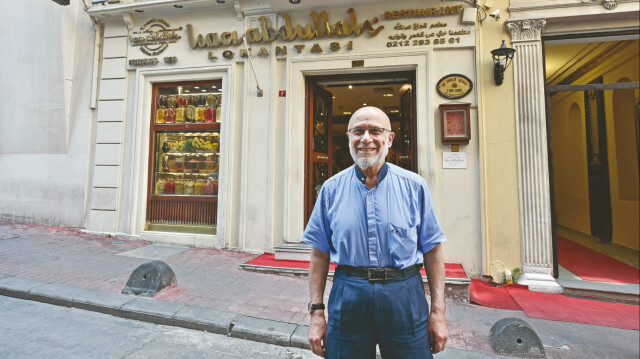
0, 296, 315, 359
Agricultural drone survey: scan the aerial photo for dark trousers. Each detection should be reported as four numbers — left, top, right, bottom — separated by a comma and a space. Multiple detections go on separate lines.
325, 270, 432, 359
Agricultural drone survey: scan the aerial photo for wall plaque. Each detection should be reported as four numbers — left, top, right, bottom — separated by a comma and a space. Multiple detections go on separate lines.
436, 74, 473, 99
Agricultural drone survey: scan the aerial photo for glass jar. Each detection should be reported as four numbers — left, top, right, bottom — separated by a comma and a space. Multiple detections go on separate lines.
194, 179, 204, 195
205, 94, 216, 123
215, 95, 222, 122
165, 107, 175, 123
155, 178, 166, 194
164, 178, 175, 194
175, 178, 185, 194
184, 178, 194, 195
175, 159, 184, 173
196, 95, 206, 123
203, 178, 214, 195
186, 96, 196, 123
156, 95, 167, 123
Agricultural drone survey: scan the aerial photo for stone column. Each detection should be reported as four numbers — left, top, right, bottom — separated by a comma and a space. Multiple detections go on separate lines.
505, 18, 562, 293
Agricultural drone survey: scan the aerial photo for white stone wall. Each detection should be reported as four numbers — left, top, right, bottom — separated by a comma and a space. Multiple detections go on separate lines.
0, 1, 96, 227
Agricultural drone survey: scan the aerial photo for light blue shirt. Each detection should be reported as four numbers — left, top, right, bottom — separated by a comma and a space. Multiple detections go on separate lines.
302, 163, 446, 269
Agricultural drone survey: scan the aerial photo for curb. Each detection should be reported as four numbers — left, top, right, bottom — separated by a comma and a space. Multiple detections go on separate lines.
0, 276, 311, 350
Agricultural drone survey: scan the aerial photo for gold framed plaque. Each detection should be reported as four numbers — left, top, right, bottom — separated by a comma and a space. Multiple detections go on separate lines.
436, 74, 473, 100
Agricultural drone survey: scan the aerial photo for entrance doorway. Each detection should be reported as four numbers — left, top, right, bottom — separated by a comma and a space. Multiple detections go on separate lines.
544, 35, 640, 286
304, 71, 417, 221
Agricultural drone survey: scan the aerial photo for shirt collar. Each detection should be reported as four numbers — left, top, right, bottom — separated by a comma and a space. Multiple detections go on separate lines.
354, 162, 388, 186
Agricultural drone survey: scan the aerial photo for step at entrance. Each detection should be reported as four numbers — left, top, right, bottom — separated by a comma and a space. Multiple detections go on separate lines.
242, 244, 471, 303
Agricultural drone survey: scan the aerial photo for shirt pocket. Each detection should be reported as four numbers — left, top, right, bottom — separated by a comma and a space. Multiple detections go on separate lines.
388, 223, 418, 265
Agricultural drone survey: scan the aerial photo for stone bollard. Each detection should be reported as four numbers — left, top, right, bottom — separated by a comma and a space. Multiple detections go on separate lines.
490, 317, 545, 358
122, 260, 177, 297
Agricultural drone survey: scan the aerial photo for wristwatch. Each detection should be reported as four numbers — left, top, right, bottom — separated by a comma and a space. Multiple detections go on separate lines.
308, 302, 325, 313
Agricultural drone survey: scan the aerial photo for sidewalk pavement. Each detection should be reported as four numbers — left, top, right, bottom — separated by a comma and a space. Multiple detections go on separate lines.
0, 219, 638, 359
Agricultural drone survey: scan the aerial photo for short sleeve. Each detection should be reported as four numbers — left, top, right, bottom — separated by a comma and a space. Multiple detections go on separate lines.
301, 184, 333, 254
417, 181, 446, 253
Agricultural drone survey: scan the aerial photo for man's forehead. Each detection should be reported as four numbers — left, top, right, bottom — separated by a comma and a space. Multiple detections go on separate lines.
348, 107, 390, 128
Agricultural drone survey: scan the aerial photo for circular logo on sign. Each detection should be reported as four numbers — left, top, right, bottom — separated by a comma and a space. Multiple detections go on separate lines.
130, 18, 182, 56
436, 74, 473, 100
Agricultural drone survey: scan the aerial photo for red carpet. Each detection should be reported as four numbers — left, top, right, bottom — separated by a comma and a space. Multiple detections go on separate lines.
557, 236, 640, 284
507, 285, 640, 330
469, 279, 522, 310
469, 280, 640, 330
242, 253, 467, 279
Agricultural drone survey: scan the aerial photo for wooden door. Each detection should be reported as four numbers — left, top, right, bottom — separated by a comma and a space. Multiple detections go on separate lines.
305, 84, 333, 222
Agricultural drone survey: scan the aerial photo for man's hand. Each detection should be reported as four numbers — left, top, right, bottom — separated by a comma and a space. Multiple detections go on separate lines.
308, 311, 327, 357
428, 311, 448, 354
308, 248, 330, 357
424, 243, 448, 354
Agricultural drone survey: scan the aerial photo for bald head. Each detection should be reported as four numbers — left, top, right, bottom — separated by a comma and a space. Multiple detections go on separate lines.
348, 106, 391, 130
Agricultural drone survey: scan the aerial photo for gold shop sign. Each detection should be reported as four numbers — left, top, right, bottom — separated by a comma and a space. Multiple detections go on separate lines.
186, 8, 383, 49
383, 6, 464, 20
130, 18, 182, 56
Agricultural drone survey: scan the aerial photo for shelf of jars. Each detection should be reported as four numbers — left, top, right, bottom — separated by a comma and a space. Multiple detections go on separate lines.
154, 131, 220, 197
155, 93, 221, 125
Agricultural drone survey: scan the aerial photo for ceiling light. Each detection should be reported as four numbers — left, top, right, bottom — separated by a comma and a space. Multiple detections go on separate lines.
383, 93, 393, 97
202, 90, 206, 92
348, 85, 353, 89
194, 86, 200, 89
343, 112, 352, 115
211, 85, 217, 88
363, 103, 367, 106
390, 110, 399, 113
184, 90, 190, 93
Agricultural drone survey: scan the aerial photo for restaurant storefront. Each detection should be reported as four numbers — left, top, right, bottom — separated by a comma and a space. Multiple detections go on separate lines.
85, 0, 486, 278
82, 0, 639, 291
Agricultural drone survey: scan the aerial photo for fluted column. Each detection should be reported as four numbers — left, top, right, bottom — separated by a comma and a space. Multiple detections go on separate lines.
506, 18, 562, 293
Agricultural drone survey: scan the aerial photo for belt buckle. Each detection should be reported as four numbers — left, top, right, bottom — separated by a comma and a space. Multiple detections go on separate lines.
367, 268, 387, 282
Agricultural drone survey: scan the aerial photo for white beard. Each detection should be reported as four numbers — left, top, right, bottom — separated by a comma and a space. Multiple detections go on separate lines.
349, 137, 389, 170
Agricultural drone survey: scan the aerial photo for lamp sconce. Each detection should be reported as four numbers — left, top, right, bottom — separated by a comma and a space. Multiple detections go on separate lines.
490, 40, 516, 85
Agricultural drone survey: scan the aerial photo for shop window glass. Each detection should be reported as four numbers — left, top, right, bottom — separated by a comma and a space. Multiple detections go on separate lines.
146, 80, 222, 234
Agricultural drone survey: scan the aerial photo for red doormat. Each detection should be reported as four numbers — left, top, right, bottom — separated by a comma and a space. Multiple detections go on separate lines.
558, 236, 640, 284
242, 253, 468, 279
470, 279, 640, 330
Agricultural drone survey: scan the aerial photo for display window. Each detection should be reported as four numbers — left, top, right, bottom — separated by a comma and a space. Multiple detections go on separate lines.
146, 80, 222, 234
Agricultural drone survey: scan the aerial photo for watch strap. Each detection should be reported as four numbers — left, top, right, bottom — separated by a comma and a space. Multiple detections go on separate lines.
308, 302, 325, 312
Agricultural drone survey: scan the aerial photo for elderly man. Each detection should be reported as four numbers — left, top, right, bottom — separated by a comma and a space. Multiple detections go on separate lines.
302, 106, 448, 358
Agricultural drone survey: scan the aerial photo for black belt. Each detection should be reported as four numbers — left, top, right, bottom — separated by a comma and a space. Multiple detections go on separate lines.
336, 263, 423, 282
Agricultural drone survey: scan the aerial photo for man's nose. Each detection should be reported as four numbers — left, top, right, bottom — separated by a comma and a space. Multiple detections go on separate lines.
360, 130, 373, 142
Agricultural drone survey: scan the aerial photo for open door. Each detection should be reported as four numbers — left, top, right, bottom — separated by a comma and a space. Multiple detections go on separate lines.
305, 84, 333, 222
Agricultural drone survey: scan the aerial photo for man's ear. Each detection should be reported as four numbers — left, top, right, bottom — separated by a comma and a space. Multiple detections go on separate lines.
387, 132, 395, 147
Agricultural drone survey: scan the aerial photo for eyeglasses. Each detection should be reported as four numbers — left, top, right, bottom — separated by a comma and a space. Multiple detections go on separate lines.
347, 128, 391, 138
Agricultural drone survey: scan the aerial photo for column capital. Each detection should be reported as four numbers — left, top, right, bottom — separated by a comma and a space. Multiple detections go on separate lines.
505, 18, 547, 42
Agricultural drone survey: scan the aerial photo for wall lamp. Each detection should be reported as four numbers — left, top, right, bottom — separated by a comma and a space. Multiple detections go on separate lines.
490, 40, 516, 85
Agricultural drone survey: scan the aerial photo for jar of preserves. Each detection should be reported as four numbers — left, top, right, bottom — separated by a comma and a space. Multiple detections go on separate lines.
194, 179, 204, 195
155, 178, 166, 194
203, 178, 214, 195
185, 96, 196, 123
215, 95, 222, 122
196, 95, 206, 123
164, 178, 175, 194
175, 178, 185, 194
184, 178, 194, 195
205, 94, 216, 123
156, 95, 167, 124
